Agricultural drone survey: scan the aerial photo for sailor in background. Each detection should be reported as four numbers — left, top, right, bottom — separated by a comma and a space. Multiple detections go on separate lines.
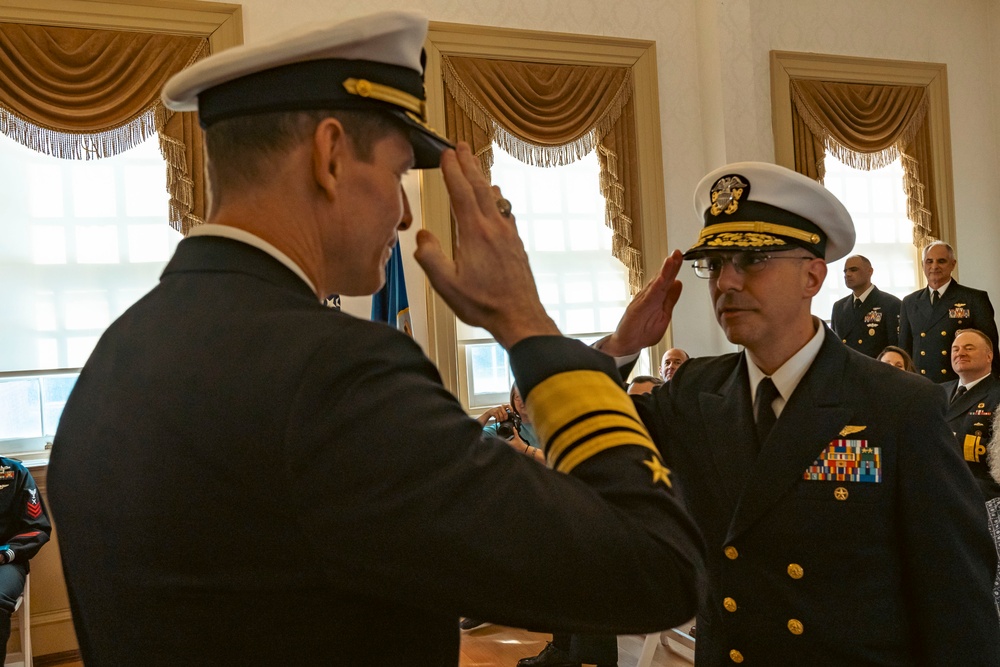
899, 240, 1000, 382
944, 328, 1000, 500
830, 254, 900, 358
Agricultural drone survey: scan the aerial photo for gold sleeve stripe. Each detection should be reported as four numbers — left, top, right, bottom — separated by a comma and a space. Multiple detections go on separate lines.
547, 412, 649, 463
555, 430, 656, 474
527, 369, 658, 471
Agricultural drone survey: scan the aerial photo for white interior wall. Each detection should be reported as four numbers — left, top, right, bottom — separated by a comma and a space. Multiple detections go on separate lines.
241, 0, 1000, 360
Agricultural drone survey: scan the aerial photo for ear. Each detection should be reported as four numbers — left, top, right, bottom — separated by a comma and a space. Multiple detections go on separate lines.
312, 116, 349, 201
803, 258, 827, 298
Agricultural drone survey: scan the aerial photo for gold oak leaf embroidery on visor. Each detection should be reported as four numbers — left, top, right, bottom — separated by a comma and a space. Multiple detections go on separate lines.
706, 232, 788, 248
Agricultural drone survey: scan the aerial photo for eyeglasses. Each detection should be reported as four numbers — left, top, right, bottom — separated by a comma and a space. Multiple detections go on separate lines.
691, 252, 813, 279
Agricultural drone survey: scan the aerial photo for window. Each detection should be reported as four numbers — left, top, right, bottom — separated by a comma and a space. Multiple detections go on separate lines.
811, 155, 919, 320
457, 145, 632, 408
0, 0, 241, 456
0, 134, 180, 452
421, 24, 670, 408
770, 50, 956, 250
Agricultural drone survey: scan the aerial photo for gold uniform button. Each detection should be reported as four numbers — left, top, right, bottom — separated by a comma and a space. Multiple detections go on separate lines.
941, 331, 947, 336
723, 597, 737, 612
941, 369, 948, 374
942, 350, 948, 355
857, 339, 863, 344
725, 546, 739, 560
787, 563, 804, 579
788, 619, 804, 635
920, 351, 925, 356
920, 332, 926, 337
834, 486, 849, 500
920, 369, 926, 375
729, 649, 744, 663
841, 339, 847, 343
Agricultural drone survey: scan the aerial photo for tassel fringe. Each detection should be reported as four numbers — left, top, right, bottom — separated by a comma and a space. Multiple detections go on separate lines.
791, 81, 934, 248
443, 55, 643, 293
442, 56, 633, 168
0, 40, 209, 234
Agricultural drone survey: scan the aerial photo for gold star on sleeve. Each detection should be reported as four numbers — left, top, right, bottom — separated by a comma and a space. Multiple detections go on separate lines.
642, 456, 672, 488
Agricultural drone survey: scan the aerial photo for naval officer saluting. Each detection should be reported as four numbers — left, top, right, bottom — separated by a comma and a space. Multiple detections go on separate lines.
600, 162, 1000, 665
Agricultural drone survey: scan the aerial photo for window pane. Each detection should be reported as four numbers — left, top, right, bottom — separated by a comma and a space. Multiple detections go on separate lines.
0, 132, 181, 373
41, 375, 78, 437
460, 145, 630, 408
0, 379, 42, 440
812, 156, 917, 321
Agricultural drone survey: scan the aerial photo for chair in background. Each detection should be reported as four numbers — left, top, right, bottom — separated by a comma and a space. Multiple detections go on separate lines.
4, 572, 31, 667
636, 622, 694, 667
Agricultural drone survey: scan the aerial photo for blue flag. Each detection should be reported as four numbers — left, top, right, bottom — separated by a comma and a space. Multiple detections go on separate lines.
371, 238, 412, 336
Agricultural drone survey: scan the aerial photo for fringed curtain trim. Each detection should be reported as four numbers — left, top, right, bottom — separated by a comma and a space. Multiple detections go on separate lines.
442, 55, 633, 168
791, 79, 928, 171
790, 78, 937, 244
0, 102, 167, 160
0, 23, 208, 233
442, 55, 643, 292
901, 153, 933, 248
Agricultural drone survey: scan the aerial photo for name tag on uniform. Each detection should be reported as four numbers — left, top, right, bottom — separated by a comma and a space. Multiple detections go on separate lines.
803, 440, 881, 483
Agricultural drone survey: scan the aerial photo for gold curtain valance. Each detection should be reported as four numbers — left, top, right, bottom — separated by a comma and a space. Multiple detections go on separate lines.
790, 79, 936, 246
0, 23, 209, 234
442, 55, 643, 293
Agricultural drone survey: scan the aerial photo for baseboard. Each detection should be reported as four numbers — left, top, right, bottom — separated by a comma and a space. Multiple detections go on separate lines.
33, 649, 81, 666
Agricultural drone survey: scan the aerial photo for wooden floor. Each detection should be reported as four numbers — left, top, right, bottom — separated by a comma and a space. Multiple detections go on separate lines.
41, 627, 693, 667
459, 624, 692, 667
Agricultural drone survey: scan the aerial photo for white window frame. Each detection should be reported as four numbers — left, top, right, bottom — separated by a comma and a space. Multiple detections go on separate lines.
419, 24, 671, 406
769, 50, 956, 287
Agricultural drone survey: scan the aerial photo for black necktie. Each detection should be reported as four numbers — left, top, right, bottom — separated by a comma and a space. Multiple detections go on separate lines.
951, 385, 967, 404
931, 289, 940, 306
755, 377, 780, 445
853, 298, 862, 310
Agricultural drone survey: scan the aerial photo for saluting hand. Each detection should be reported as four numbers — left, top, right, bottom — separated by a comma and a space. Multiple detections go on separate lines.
600, 251, 685, 358
414, 143, 558, 349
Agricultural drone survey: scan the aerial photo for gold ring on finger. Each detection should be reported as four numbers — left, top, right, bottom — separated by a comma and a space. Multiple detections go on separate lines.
496, 197, 512, 218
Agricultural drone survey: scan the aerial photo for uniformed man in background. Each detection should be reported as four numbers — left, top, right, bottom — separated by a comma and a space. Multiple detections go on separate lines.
600, 162, 999, 665
47, 11, 703, 666
944, 328, 1000, 500
830, 254, 900, 357
899, 240, 1000, 381
659, 348, 689, 381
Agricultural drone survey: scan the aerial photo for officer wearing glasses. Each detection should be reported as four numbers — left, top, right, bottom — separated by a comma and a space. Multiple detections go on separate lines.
599, 162, 999, 665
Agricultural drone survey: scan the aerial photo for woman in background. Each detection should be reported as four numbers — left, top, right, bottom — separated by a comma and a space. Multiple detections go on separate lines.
878, 345, 917, 373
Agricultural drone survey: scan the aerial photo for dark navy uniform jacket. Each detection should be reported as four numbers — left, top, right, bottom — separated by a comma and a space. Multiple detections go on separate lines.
830, 286, 901, 358
632, 327, 999, 666
899, 280, 1000, 382
943, 374, 1000, 500
49, 236, 704, 667
0, 458, 50, 568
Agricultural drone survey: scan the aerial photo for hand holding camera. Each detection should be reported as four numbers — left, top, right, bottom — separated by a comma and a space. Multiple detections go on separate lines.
494, 407, 522, 441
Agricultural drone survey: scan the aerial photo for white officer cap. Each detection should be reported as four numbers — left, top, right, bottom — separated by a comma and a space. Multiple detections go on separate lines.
685, 161, 855, 262
162, 11, 452, 168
